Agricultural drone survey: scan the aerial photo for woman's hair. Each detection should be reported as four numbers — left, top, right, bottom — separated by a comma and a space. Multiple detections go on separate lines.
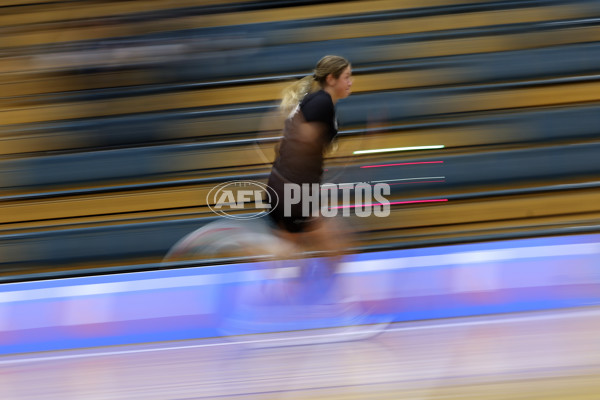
280, 55, 350, 114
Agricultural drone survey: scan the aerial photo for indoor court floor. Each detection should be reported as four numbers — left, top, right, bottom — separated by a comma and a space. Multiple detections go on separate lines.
1, 306, 599, 400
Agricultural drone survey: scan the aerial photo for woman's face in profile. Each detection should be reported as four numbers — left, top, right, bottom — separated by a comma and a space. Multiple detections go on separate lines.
330, 66, 353, 100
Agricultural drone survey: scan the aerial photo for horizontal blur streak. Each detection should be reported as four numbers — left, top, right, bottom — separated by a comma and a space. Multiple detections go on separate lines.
360, 161, 444, 168
353, 145, 446, 155
3, 309, 600, 399
388, 180, 446, 185
371, 177, 445, 183
329, 199, 449, 209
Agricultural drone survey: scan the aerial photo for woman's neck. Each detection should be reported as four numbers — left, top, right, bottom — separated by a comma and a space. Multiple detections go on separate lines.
323, 87, 338, 105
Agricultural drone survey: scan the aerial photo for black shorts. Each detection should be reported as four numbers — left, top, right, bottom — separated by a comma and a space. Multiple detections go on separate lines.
266, 169, 317, 234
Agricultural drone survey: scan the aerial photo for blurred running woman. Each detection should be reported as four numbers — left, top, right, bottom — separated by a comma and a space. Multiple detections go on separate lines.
266, 55, 353, 265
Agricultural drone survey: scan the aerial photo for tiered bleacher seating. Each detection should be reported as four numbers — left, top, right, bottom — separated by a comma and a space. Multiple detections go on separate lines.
1, 0, 600, 279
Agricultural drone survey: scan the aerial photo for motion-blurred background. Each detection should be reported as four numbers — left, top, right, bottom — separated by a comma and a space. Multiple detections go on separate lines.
2, 2, 600, 400
2, 0, 600, 278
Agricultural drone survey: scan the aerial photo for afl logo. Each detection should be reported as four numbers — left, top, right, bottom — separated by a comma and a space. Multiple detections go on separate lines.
207, 180, 278, 220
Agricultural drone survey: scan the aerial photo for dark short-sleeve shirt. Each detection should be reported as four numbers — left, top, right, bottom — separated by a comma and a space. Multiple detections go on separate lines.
271, 90, 338, 184
267, 90, 339, 231
299, 90, 338, 141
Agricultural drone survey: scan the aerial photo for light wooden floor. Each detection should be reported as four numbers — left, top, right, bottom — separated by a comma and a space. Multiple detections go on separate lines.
1, 307, 599, 399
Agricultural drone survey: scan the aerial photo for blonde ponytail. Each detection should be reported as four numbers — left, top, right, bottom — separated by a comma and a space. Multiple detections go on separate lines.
279, 55, 350, 115
279, 75, 319, 115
